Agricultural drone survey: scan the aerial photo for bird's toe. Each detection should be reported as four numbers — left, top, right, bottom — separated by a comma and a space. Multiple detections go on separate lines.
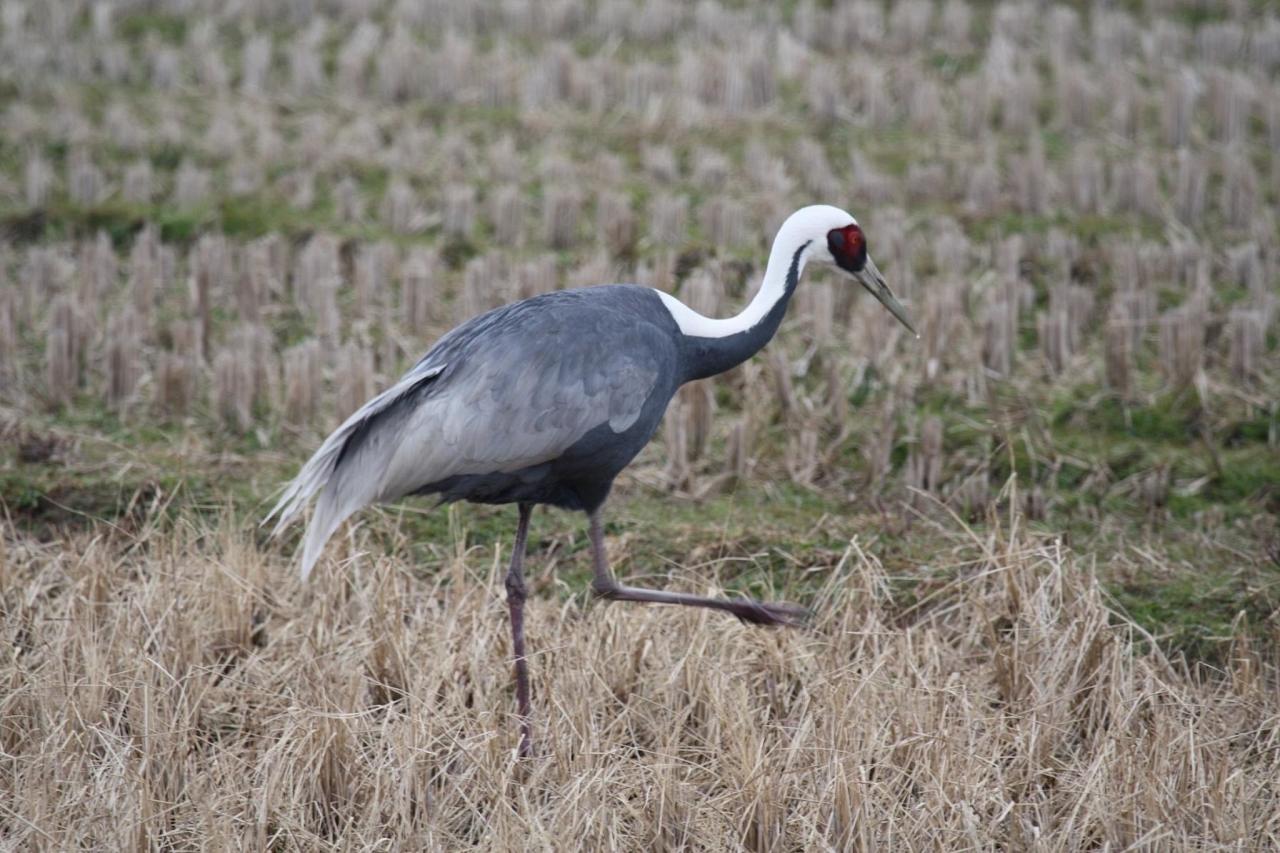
732, 598, 810, 627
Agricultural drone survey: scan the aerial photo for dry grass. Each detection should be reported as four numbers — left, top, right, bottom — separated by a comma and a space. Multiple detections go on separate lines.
2, 508, 1276, 849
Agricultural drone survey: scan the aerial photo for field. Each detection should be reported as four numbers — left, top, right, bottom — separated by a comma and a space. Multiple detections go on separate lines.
1, 0, 1278, 848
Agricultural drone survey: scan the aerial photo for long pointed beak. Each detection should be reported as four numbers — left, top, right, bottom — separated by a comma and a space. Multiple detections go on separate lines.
854, 256, 917, 337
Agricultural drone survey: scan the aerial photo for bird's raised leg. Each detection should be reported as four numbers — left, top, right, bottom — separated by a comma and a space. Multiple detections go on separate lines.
587, 509, 808, 627
505, 502, 535, 759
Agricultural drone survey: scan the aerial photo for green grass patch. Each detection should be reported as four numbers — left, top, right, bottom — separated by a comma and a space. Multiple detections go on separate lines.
1110, 567, 1276, 666
116, 12, 188, 43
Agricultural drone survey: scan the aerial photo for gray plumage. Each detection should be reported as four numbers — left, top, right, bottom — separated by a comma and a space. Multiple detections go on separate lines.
268, 285, 679, 579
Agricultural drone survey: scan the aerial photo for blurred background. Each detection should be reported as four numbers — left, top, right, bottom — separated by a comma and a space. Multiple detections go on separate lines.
1, 0, 1277, 657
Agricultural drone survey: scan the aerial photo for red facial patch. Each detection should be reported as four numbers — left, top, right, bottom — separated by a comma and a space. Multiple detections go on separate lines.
827, 224, 867, 273
840, 224, 863, 258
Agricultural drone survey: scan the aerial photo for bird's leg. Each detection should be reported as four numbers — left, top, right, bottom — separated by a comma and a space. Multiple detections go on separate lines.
504, 502, 535, 759
587, 509, 808, 627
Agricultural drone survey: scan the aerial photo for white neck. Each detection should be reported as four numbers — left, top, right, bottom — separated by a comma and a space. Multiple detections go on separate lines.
655, 218, 819, 339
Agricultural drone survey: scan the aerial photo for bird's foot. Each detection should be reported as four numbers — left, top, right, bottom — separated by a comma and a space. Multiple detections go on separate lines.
591, 580, 810, 627
729, 598, 810, 628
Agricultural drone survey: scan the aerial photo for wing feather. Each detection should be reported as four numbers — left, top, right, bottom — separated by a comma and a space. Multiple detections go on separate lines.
267, 287, 669, 580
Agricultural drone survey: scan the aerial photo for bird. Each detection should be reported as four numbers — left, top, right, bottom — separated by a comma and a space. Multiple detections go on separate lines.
266, 204, 916, 758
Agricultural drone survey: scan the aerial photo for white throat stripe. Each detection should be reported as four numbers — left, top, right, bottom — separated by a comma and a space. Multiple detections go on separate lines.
654, 290, 764, 338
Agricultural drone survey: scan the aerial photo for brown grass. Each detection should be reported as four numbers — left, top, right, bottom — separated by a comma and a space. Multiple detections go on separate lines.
2, 509, 1276, 849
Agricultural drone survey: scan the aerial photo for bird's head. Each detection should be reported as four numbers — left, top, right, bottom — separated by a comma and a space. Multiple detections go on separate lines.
790, 204, 917, 336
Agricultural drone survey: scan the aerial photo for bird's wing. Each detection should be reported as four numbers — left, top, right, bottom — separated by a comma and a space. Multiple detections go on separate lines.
270, 294, 666, 579
380, 326, 660, 495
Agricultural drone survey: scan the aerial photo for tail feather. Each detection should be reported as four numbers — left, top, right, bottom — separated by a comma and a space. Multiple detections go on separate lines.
299, 485, 359, 581
265, 362, 446, 578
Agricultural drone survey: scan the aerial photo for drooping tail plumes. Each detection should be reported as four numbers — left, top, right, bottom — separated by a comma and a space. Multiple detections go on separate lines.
265, 363, 445, 579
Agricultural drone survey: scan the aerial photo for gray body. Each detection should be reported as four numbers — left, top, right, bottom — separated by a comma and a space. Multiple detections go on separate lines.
409, 285, 681, 512
270, 252, 803, 579
409, 272, 798, 511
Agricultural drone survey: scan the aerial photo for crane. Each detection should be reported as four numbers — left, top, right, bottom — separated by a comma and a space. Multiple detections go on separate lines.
267, 204, 916, 757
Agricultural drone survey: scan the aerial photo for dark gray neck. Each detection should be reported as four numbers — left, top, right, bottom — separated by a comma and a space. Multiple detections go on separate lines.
677, 243, 808, 383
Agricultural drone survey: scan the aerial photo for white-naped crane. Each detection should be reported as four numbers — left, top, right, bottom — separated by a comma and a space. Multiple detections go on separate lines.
267, 204, 916, 758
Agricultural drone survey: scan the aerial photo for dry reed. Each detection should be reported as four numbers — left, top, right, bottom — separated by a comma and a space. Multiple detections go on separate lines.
1, 513, 1273, 848
282, 338, 322, 431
